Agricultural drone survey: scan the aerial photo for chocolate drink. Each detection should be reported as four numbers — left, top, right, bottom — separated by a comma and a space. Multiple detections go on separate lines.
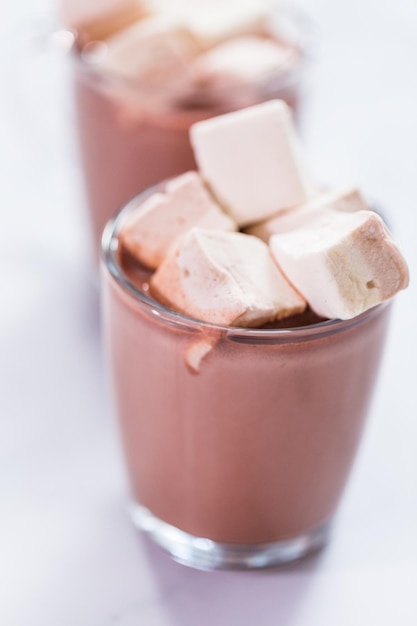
71, 8, 312, 258
101, 203, 391, 568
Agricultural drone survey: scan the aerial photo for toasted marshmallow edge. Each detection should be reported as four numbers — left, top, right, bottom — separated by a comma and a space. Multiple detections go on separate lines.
150, 228, 306, 327
190, 99, 315, 228
190, 36, 299, 88
59, 0, 148, 44
87, 14, 199, 81
270, 210, 409, 320
247, 187, 370, 242
119, 172, 236, 270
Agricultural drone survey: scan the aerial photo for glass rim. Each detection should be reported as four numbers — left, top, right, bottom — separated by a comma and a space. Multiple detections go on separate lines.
66, 1, 319, 101
101, 185, 389, 342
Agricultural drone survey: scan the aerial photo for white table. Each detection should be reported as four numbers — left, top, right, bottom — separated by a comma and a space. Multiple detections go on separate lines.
1, 1, 416, 624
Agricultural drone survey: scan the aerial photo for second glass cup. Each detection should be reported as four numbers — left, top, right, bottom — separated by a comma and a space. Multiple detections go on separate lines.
69, 3, 316, 257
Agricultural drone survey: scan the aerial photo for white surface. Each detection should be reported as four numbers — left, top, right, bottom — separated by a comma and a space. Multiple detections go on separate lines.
1, 1, 416, 625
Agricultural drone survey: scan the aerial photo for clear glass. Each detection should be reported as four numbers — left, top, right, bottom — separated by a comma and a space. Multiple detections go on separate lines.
69, 2, 317, 256
101, 188, 392, 571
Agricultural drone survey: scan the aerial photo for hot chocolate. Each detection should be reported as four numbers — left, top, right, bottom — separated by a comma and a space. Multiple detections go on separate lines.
65, 2, 314, 258
100, 100, 408, 569
102, 209, 391, 568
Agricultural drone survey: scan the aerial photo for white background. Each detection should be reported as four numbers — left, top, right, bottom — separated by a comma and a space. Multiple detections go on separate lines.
1, 1, 416, 624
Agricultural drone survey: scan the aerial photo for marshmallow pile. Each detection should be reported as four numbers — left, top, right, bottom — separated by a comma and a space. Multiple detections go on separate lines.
60, 0, 300, 93
119, 99, 409, 326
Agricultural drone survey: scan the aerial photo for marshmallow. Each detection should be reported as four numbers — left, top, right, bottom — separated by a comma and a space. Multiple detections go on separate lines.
269, 210, 409, 320
87, 14, 199, 83
144, 0, 270, 49
190, 100, 314, 227
120, 172, 236, 269
184, 334, 220, 374
150, 228, 306, 326
247, 188, 369, 242
59, 0, 148, 45
190, 36, 299, 89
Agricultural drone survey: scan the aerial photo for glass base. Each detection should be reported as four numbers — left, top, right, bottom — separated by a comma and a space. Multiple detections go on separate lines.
130, 503, 330, 571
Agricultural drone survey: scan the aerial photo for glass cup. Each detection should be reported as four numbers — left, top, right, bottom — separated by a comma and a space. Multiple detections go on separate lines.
69, 2, 316, 258
101, 187, 392, 571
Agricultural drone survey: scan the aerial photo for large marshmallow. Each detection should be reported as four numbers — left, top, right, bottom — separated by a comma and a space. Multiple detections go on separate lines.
269, 210, 409, 320
150, 228, 306, 326
247, 188, 369, 242
144, 0, 270, 49
190, 100, 313, 227
120, 172, 236, 269
88, 14, 199, 82
59, 0, 148, 45
190, 36, 299, 89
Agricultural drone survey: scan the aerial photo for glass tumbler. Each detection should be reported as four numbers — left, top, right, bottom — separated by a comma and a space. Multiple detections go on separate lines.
101, 188, 392, 571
